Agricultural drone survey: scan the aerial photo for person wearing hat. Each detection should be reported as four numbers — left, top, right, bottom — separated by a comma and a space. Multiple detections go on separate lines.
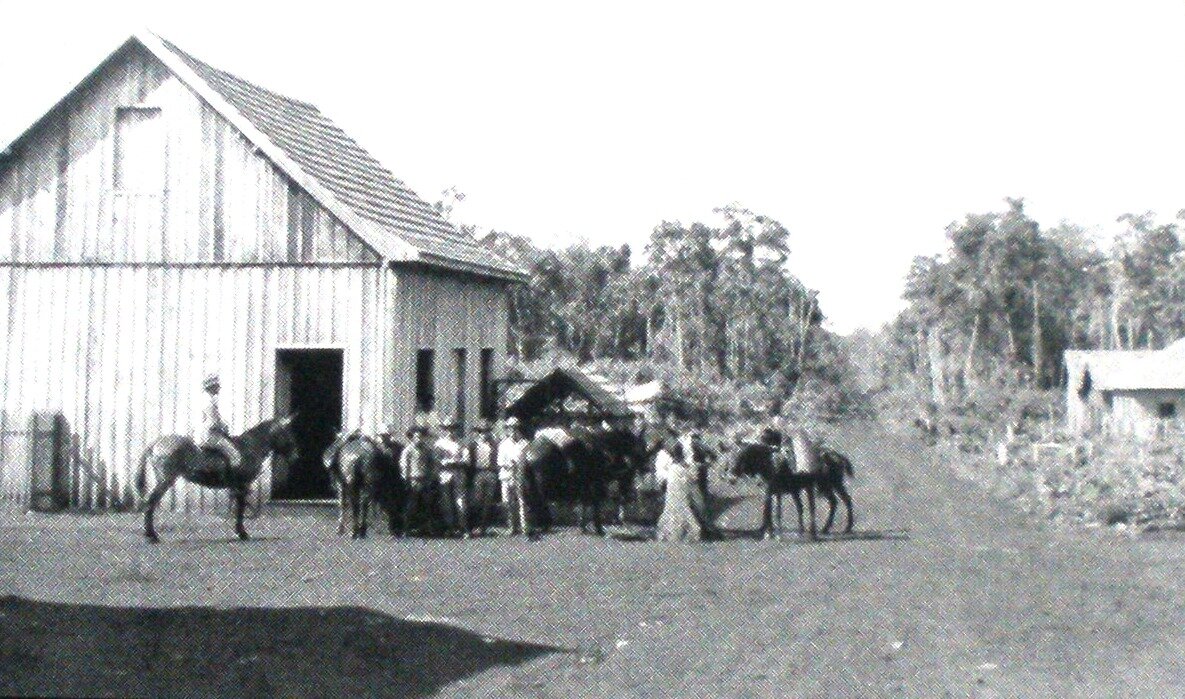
433, 423, 468, 536
399, 426, 437, 536
465, 420, 500, 536
496, 416, 529, 535
197, 374, 241, 473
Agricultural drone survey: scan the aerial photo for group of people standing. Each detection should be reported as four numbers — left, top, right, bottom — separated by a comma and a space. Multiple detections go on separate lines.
386, 418, 720, 542
394, 416, 533, 537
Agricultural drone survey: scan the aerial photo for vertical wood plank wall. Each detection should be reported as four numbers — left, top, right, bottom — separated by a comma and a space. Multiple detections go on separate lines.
0, 265, 510, 511
0, 44, 513, 511
0, 265, 386, 512
389, 269, 508, 437
0, 45, 375, 266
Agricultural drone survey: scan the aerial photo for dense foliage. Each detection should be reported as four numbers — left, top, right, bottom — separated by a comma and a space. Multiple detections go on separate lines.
860, 198, 1185, 432
476, 204, 868, 422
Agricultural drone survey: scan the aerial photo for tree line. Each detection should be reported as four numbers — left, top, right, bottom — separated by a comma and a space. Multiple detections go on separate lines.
473, 204, 866, 419
865, 197, 1185, 421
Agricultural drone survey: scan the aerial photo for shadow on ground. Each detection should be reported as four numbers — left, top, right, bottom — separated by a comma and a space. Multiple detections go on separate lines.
712, 527, 911, 543
0, 595, 564, 698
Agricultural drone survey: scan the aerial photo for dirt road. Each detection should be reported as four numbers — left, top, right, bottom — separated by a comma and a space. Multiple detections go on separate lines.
3, 425, 1185, 697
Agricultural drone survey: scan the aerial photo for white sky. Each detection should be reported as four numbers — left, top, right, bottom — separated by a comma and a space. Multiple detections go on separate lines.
2, 1, 1182, 333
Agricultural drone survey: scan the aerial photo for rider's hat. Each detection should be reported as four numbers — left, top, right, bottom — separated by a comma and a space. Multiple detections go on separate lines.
202, 373, 221, 391
504, 416, 521, 428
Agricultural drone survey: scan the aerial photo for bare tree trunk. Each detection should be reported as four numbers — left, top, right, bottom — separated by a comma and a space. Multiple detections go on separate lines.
1032, 283, 1043, 386
673, 304, 685, 370
1109, 295, 1120, 350
963, 314, 980, 389
1006, 318, 1019, 362
926, 328, 947, 407
795, 294, 815, 374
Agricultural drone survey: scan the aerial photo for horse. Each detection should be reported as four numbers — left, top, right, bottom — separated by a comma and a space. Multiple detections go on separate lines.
728, 431, 855, 539
519, 425, 652, 538
322, 432, 405, 539
135, 414, 299, 543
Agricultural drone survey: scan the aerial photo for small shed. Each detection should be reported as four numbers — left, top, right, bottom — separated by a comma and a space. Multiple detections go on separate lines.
1065, 338, 1185, 439
503, 367, 636, 429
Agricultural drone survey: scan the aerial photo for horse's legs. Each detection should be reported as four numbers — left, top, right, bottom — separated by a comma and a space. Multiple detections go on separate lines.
338, 488, 349, 536
457, 488, 470, 539
232, 489, 250, 541
358, 487, 370, 539
837, 483, 855, 533
776, 493, 786, 540
142, 473, 179, 543
788, 488, 804, 538
805, 485, 818, 539
591, 496, 605, 537
761, 490, 773, 539
821, 487, 839, 534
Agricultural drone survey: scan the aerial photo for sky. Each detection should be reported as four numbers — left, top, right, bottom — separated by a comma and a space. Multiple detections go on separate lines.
1, 1, 1182, 334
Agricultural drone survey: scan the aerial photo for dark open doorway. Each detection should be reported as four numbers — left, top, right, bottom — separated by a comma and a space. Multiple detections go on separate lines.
273, 349, 343, 500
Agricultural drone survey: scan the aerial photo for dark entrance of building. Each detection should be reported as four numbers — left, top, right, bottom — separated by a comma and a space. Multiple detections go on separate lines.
273, 349, 342, 500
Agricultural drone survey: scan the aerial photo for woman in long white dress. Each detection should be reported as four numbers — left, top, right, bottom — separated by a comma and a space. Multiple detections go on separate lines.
655, 433, 712, 541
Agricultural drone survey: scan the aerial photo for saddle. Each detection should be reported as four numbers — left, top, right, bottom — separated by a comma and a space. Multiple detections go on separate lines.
191, 448, 233, 486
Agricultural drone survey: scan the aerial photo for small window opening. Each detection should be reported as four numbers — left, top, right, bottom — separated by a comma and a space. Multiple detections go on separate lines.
415, 349, 435, 413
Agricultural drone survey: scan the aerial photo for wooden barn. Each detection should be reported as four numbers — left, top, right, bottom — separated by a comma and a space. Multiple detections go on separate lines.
1065, 339, 1185, 439
0, 32, 525, 513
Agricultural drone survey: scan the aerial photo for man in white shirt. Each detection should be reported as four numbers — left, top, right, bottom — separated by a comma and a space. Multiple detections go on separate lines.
197, 374, 241, 473
496, 417, 529, 535
435, 424, 468, 536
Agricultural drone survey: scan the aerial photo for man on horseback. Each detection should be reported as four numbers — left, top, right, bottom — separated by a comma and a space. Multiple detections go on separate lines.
198, 374, 241, 475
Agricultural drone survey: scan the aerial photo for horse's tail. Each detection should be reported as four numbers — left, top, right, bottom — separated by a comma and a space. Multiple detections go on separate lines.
833, 449, 855, 479
134, 444, 152, 496
820, 447, 854, 480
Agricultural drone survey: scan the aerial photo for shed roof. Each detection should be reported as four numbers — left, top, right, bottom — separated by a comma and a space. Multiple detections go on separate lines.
2, 32, 527, 282
504, 367, 636, 422
1067, 339, 1185, 392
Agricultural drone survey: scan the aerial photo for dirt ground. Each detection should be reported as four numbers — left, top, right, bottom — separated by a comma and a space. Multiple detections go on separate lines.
3, 424, 1185, 698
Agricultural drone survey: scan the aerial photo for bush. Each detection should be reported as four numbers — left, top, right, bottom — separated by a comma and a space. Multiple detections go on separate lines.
973, 427, 1185, 529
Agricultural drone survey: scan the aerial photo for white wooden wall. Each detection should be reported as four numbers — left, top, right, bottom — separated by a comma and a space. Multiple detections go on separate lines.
0, 265, 387, 512
0, 44, 514, 512
389, 269, 509, 437
0, 44, 374, 265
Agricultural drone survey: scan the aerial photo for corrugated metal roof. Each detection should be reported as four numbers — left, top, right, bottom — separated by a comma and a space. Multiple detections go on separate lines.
152, 36, 526, 281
